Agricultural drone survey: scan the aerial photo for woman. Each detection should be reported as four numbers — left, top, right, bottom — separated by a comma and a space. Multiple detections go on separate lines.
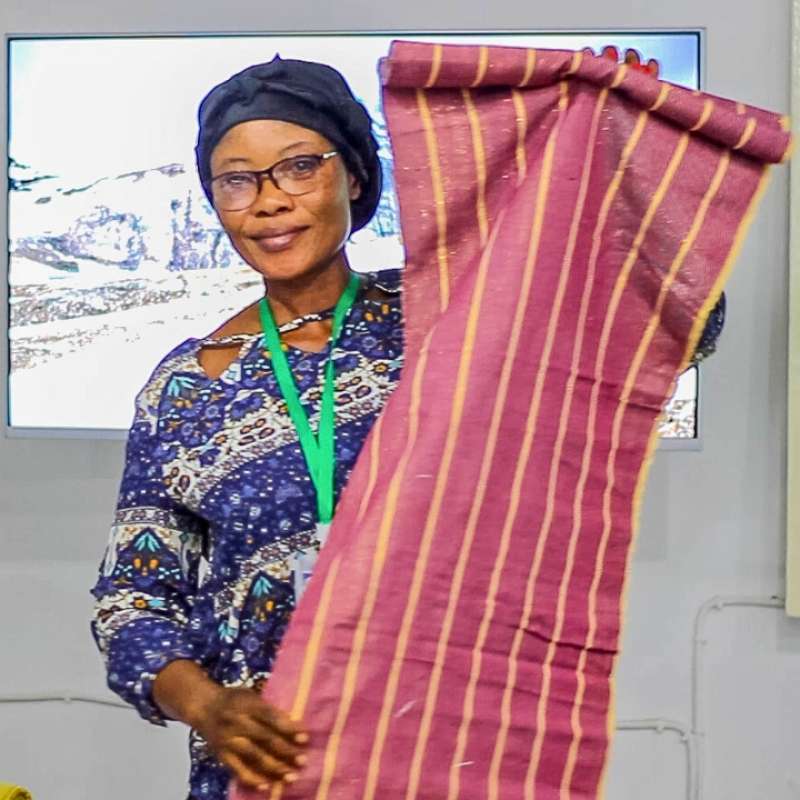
92, 52, 723, 800
91, 56, 403, 799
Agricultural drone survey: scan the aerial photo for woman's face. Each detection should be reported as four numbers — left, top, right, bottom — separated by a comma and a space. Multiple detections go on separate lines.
209, 119, 361, 283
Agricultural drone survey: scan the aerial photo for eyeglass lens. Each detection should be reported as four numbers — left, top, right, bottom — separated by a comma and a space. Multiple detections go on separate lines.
211, 155, 328, 210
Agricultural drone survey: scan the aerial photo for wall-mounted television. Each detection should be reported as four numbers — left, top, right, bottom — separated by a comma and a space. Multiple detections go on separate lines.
6, 32, 701, 436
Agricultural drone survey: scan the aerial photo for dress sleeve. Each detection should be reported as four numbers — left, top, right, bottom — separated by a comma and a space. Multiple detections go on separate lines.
90, 381, 207, 725
690, 292, 726, 365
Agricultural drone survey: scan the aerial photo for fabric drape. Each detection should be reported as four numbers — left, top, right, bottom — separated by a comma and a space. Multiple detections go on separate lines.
234, 41, 791, 800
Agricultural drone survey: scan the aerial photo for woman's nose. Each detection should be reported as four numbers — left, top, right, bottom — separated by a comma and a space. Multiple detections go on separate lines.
250, 176, 295, 215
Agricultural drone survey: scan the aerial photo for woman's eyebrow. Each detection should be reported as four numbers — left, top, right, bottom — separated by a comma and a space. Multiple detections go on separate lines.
217, 142, 317, 169
279, 140, 316, 154
217, 157, 252, 168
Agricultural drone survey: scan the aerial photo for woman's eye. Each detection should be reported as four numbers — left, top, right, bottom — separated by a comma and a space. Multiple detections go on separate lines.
288, 158, 318, 176
221, 174, 252, 188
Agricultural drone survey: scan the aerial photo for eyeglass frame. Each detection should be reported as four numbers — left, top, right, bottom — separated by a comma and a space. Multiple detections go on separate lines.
208, 150, 340, 211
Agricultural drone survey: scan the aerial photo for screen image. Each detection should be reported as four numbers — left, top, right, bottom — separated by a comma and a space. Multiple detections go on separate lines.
7, 32, 701, 434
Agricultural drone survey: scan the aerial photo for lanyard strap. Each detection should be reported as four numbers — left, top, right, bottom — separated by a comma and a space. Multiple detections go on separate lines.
259, 273, 361, 523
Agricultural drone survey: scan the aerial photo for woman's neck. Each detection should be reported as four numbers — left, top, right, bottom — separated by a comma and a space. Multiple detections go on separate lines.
264, 256, 352, 325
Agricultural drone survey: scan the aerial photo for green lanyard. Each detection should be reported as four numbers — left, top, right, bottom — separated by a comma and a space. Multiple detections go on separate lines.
258, 273, 361, 524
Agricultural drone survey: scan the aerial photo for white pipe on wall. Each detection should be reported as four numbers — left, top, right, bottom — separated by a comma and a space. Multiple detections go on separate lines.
0, 693, 129, 709
691, 594, 785, 800
616, 718, 695, 800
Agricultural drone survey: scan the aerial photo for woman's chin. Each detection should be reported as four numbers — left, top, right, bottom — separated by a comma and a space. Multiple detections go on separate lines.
242, 249, 304, 281
248, 259, 324, 286
243, 246, 346, 285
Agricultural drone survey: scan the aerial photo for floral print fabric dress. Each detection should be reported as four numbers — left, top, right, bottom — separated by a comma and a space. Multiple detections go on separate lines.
91, 269, 403, 799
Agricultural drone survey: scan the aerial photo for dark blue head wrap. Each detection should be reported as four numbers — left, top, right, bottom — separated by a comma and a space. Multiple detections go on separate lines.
195, 56, 382, 232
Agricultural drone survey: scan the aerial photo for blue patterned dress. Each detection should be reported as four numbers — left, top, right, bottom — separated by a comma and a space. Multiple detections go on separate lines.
91, 269, 404, 799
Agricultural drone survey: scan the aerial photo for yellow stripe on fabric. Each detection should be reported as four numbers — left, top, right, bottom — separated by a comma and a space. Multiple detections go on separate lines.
782, 136, 795, 163
610, 64, 627, 88
485, 87, 610, 800
425, 44, 443, 88
567, 50, 583, 75
445, 81, 571, 800
403, 94, 555, 800
269, 556, 343, 800
417, 89, 450, 312
649, 83, 670, 111
596, 162, 770, 800
530, 124, 686, 800
733, 117, 757, 150
541, 128, 689, 798
362, 218, 504, 800
736, 101, 746, 115
673, 165, 770, 376
561, 111, 648, 795
356, 413, 384, 524
511, 89, 528, 185
781, 114, 791, 132
313, 333, 435, 800
585, 133, 690, 398
690, 99, 714, 132
531, 129, 706, 800
472, 45, 490, 87
586, 154, 732, 800
463, 89, 490, 246
518, 49, 537, 87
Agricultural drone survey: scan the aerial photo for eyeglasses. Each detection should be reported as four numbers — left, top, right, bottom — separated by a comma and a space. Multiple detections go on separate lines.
209, 151, 339, 211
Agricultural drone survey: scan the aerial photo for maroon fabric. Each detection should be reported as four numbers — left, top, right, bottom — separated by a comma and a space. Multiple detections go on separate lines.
232, 41, 790, 800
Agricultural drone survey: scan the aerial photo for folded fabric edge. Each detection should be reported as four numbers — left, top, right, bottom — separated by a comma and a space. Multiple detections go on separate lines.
380, 39, 792, 165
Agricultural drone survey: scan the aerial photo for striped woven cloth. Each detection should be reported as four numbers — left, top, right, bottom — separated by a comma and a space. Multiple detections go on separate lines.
234, 41, 790, 800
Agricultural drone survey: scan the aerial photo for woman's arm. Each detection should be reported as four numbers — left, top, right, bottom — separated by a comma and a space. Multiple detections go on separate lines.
90, 405, 207, 724
91, 381, 307, 790
151, 658, 221, 728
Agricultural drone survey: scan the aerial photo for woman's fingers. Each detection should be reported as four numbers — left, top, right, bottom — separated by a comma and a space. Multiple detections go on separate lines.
195, 688, 309, 785
259, 700, 309, 745
221, 750, 276, 791
226, 736, 299, 783
239, 716, 308, 768
250, 699, 309, 745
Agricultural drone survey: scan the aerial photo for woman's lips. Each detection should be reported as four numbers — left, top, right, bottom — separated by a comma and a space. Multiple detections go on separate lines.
251, 227, 307, 253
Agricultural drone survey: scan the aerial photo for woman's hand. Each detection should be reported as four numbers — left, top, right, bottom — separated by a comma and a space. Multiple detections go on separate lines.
152, 659, 309, 792
195, 685, 309, 791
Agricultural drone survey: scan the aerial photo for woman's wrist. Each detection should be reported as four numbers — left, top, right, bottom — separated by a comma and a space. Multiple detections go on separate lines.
184, 678, 226, 731
152, 658, 223, 729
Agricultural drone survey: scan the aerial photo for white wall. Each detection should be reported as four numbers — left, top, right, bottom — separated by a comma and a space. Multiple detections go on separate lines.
1, 1, 797, 799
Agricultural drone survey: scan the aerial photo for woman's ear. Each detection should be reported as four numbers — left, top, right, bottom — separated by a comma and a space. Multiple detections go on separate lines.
348, 172, 362, 202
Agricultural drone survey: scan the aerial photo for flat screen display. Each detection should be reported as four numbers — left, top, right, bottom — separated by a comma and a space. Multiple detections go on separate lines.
7, 32, 701, 434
